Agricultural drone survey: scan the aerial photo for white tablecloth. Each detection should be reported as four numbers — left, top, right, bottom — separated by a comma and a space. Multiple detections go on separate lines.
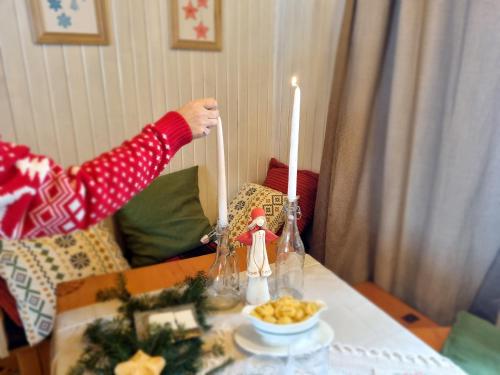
51, 256, 465, 374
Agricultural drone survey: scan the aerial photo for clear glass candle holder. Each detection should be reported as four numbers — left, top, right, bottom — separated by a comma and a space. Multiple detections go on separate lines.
206, 224, 240, 310
275, 199, 305, 299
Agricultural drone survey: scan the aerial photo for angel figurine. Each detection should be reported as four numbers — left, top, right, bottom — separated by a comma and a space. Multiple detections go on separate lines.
236, 207, 278, 305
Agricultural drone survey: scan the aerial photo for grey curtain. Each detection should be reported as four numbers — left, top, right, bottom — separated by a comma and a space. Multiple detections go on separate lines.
312, 0, 500, 324
470, 249, 500, 325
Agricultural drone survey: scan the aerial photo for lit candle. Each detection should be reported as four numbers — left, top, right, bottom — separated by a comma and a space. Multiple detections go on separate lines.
288, 77, 301, 201
217, 117, 228, 227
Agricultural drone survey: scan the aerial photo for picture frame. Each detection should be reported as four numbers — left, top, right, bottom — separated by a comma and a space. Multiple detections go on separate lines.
133, 304, 201, 340
29, 0, 109, 45
171, 0, 222, 51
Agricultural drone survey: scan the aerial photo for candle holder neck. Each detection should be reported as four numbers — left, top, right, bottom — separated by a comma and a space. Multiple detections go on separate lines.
216, 222, 229, 242
275, 198, 305, 299
284, 199, 302, 225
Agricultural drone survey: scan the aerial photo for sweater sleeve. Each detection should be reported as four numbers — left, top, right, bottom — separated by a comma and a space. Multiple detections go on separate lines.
0, 111, 192, 239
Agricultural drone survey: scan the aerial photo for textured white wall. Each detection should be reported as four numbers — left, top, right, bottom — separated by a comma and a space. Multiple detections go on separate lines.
0, 0, 341, 222
273, 0, 343, 173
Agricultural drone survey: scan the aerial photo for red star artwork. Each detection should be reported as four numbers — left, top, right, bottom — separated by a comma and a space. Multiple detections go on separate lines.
193, 21, 209, 39
183, 1, 198, 20
197, 0, 208, 8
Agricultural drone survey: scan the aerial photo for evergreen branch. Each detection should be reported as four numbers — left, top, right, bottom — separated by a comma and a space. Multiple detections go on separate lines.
205, 358, 235, 375
96, 273, 131, 302
69, 272, 219, 375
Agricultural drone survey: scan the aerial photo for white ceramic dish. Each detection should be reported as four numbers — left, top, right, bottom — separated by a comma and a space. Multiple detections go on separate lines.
234, 320, 334, 357
241, 300, 327, 345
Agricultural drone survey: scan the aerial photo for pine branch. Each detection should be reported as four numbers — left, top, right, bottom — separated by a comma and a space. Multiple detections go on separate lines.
96, 273, 131, 302
69, 272, 218, 375
205, 358, 235, 375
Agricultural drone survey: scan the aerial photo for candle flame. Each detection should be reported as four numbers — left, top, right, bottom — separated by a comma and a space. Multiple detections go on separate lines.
291, 76, 298, 87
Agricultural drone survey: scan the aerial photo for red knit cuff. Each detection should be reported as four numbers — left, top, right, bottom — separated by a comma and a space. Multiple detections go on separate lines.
153, 111, 193, 155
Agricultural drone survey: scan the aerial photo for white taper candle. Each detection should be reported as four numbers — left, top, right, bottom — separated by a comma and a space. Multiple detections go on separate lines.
217, 117, 228, 227
288, 77, 301, 201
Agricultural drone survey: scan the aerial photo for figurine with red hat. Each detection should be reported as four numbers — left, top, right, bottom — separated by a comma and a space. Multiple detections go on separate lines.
236, 207, 278, 305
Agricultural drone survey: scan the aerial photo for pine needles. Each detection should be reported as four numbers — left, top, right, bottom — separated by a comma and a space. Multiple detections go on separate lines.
68, 272, 215, 375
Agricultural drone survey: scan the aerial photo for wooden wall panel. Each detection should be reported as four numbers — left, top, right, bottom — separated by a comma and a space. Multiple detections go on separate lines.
273, 0, 343, 172
0, 51, 17, 143
0, 0, 341, 222
0, 0, 40, 152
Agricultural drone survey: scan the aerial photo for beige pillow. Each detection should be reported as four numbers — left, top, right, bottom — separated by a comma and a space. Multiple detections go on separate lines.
0, 222, 129, 346
228, 183, 286, 247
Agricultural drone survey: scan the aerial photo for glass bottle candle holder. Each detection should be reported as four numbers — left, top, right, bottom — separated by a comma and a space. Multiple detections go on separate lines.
206, 223, 240, 310
275, 199, 305, 299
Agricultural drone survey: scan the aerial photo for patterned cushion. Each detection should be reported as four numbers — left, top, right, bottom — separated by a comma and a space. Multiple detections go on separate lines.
228, 183, 286, 247
0, 223, 129, 346
263, 158, 319, 233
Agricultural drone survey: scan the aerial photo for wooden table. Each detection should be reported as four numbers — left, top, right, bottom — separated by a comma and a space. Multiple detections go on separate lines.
56, 245, 274, 313
52, 248, 466, 375
9, 247, 262, 375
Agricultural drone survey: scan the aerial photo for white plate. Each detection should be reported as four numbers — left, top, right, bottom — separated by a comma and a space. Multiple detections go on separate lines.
234, 320, 334, 357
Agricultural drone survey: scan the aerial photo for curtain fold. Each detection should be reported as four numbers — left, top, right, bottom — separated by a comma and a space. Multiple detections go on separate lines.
313, 0, 500, 324
470, 249, 500, 324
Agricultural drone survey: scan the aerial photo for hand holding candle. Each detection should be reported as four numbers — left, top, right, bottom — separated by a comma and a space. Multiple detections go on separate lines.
217, 117, 228, 227
288, 77, 301, 201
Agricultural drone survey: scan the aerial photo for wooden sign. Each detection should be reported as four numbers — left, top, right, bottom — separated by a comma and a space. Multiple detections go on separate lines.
29, 0, 109, 45
171, 0, 222, 51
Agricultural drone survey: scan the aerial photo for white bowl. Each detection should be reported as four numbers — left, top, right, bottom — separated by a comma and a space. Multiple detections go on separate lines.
241, 300, 327, 346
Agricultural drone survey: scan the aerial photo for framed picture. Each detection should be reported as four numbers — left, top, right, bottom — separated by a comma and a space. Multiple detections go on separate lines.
134, 304, 201, 340
29, 0, 109, 45
171, 0, 222, 51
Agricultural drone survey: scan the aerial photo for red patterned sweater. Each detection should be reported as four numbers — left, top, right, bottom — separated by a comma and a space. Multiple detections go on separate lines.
0, 112, 192, 240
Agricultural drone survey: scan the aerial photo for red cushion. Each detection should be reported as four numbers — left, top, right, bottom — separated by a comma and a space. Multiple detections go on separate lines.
0, 277, 22, 326
263, 158, 319, 233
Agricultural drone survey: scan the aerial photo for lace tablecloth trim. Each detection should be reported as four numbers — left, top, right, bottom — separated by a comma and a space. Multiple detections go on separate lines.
200, 319, 464, 375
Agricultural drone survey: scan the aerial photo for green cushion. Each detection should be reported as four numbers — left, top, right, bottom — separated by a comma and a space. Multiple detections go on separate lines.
116, 166, 211, 267
442, 311, 500, 375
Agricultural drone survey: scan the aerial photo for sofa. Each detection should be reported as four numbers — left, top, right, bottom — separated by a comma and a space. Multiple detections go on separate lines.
0, 158, 318, 357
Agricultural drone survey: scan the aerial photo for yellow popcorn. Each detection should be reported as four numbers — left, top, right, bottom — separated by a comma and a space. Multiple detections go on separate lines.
255, 304, 274, 317
277, 316, 293, 324
263, 315, 277, 323
249, 296, 321, 324
305, 302, 319, 315
293, 308, 305, 321
275, 304, 296, 318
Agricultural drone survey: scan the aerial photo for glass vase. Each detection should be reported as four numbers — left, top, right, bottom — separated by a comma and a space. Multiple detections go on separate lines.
206, 224, 240, 310
275, 200, 305, 299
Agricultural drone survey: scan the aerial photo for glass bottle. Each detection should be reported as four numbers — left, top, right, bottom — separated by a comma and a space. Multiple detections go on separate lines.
275, 200, 305, 299
206, 224, 240, 310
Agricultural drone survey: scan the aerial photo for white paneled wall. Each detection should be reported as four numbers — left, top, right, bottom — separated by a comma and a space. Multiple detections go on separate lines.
273, 0, 344, 171
0, 0, 342, 222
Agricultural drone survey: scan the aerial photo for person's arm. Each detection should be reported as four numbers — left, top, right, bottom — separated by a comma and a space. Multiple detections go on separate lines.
0, 112, 192, 239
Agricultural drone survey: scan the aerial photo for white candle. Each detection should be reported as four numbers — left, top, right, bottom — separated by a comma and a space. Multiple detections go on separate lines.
288, 77, 301, 201
217, 117, 228, 227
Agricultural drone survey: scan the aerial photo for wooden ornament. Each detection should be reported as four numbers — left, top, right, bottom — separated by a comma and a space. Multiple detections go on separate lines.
114, 350, 166, 375
236, 207, 278, 305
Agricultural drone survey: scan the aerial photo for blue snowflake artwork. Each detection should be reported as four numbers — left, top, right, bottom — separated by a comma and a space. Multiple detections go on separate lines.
57, 13, 72, 29
48, 0, 62, 12
70, 0, 79, 11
